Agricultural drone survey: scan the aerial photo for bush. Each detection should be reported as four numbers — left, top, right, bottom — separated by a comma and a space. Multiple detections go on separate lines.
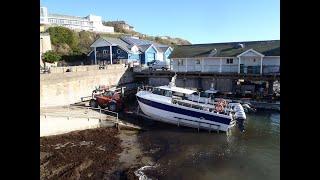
47, 26, 79, 50
78, 31, 97, 53
43, 50, 62, 63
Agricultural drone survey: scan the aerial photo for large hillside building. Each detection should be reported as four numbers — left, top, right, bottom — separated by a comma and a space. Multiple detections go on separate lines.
40, 6, 114, 33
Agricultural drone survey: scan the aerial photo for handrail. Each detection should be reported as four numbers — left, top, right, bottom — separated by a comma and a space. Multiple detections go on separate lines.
41, 105, 119, 122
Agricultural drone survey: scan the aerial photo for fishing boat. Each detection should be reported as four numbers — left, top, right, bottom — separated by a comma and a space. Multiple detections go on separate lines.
136, 74, 247, 132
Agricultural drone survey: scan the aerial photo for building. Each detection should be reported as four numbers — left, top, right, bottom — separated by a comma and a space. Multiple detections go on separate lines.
40, 6, 114, 33
169, 40, 280, 75
88, 36, 173, 66
40, 33, 53, 67
107, 21, 135, 31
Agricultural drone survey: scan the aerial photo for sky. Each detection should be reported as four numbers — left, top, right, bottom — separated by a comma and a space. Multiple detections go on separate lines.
41, 0, 280, 44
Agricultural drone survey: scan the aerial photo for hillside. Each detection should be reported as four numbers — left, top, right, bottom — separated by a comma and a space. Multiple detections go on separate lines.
102, 21, 191, 46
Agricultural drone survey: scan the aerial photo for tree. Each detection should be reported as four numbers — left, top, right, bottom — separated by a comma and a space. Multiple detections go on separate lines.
42, 50, 61, 65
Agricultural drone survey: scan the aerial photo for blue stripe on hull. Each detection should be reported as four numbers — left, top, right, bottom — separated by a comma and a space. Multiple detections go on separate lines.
137, 96, 231, 125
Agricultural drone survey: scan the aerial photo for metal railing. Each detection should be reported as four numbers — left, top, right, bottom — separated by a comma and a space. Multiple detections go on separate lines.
40, 105, 118, 123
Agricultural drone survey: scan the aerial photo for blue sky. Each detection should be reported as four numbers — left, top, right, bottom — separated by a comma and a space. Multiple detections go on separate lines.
41, 0, 280, 44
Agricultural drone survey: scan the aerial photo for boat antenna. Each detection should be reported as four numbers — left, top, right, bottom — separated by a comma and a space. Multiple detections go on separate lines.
169, 73, 177, 87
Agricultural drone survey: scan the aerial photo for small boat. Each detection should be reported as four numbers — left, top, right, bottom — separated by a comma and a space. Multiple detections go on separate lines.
136, 74, 247, 132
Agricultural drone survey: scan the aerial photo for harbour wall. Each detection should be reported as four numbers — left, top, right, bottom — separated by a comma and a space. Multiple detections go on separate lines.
40, 64, 134, 107
40, 115, 114, 137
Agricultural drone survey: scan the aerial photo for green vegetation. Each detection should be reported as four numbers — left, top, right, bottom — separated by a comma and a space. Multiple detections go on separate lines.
42, 50, 61, 63
46, 27, 98, 64
48, 26, 79, 50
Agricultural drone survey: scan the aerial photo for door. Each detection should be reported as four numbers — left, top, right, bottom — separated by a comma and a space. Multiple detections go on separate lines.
240, 64, 245, 73
195, 59, 202, 72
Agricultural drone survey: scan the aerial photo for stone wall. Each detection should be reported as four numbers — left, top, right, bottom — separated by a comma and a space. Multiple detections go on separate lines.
40, 64, 134, 107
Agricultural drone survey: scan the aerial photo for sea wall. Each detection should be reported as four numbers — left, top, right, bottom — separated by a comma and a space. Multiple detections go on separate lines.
40, 64, 134, 107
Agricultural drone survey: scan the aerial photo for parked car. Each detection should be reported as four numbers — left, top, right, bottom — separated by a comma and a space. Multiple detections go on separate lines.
149, 60, 169, 71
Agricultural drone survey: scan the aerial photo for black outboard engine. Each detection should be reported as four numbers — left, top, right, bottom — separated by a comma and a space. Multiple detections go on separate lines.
237, 118, 245, 132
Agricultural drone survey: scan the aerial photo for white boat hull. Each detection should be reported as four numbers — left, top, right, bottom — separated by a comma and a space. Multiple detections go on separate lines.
137, 96, 235, 132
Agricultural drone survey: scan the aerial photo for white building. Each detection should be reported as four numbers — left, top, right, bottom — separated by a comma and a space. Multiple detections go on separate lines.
170, 40, 280, 75
40, 6, 114, 33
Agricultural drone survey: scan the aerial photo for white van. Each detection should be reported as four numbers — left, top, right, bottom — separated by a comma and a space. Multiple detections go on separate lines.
149, 60, 169, 71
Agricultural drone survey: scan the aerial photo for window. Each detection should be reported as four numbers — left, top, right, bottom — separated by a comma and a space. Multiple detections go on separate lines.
196, 59, 201, 64
227, 58, 233, 64
253, 58, 256, 62
164, 90, 172, 97
172, 91, 184, 97
152, 88, 165, 96
103, 50, 107, 54
178, 59, 184, 66
117, 49, 121, 54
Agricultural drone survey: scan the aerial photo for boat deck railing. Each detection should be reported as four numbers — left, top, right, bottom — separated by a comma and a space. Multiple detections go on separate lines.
172, 97, 232, 116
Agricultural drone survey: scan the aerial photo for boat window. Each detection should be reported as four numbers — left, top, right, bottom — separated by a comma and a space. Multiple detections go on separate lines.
152, 88, 162, 95
192, 92, 199, 96
172, 91, 184, 97
152, 88, 168, 96
200, 92, 209, 98
164, 90, 172, 97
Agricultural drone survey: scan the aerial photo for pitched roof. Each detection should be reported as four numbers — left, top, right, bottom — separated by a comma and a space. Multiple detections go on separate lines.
138, 44, 153, 52
91, 36, 170, 54
155, 46, 169, 53
169, 40, 280, 58
121, 36, 154, 46
120, 36, 171, 53
100, 37, 132, 53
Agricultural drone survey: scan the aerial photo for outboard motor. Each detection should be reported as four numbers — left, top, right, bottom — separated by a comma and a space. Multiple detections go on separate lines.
232, 103, 247, 132
236, 118, 246, 132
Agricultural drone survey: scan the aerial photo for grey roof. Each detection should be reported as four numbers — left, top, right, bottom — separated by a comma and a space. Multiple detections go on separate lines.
90, 36, 171, 54
120, 36, 171, 53
48, 13, 87, 21
157, 46, 170, 53
138, 44, 153, 52
169, 40, 280, 58
120, 36, 153, 46
101, 37, 132, 53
